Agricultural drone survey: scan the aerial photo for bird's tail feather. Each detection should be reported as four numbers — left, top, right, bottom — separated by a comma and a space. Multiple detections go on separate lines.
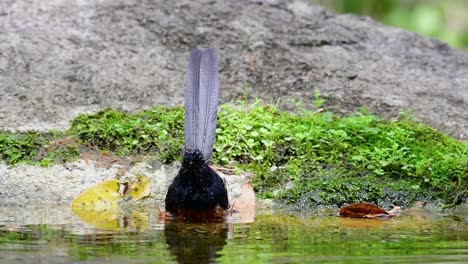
184, 48, 219, 162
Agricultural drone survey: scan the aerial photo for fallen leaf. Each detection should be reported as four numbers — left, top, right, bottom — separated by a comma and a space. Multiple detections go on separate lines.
125, 210, 150, 231
71, 176, 151, 212
71, 179, 121, 212
72, 208, 150, 231
125, 175, 151, 201
71, 176, 152, 230
72, 208, 121, 230
231, 182, 256, 223
339, 203, 390, 218
231, 182, 256, 212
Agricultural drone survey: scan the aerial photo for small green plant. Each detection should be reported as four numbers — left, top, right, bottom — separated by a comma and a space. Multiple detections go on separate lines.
36, 137, 80, 166
0, 131, 81, 165
0, 131, 46, 164
69, 107, 184, 162
213, 104, 467, 207
316, 0, 468, 48
313, 88, 325, 111
1, 103, 466, 207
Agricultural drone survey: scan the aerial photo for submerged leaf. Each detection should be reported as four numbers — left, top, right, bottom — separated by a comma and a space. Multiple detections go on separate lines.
127, 210, 150, 231
72, 208, 149, 231
72, 208, 121, 230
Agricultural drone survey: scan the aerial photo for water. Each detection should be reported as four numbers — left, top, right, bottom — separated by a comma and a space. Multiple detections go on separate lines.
0, 205, 467, 263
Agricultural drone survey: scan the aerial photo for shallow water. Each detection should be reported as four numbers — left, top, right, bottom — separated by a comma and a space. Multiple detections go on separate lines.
0, 205, 467, 263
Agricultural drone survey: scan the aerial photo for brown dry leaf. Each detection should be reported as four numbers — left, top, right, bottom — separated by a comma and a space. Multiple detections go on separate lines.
339, 203, 390, 218
231, 182, 256, 223
231, 182, 256, 212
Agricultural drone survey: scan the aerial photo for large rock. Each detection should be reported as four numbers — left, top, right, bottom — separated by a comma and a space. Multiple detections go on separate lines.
0, 0, 467, 139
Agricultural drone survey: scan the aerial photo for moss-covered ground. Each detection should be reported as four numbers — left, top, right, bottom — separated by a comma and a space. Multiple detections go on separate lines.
1, 102, 466, 208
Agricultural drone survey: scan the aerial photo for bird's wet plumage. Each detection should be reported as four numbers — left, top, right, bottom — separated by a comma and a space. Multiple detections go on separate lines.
165, 150, 228, 221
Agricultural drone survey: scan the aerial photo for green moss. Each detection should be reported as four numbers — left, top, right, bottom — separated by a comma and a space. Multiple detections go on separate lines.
0, 131, 79, 166
0, 131, 45, 164
214, 103, 467, 208
1, 103, 466, 207
215, 106, 468, 206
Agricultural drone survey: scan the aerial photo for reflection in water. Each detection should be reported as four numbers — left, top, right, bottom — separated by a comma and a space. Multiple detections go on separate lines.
71, 204, 251, 263
160, 206, 255, 263
72, 208, 150, 232
164, 222, 229, 264
2, 205, 467, 264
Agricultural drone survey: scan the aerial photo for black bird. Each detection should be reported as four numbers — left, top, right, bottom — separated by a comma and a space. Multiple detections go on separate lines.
165, 48, 229, 221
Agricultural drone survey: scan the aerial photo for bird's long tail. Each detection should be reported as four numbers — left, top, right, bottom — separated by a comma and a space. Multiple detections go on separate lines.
184, 48, 219, 162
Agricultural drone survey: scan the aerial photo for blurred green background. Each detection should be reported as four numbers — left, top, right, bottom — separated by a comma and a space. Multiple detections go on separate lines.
312, 0, 468, 49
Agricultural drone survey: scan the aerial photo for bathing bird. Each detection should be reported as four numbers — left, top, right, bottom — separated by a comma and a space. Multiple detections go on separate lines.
164, 48, 229, 221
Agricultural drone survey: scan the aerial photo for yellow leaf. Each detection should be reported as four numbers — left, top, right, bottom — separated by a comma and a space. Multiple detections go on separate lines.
72, 208, 121, 230
72, 209, 150, 231
125, 175, 151, 201
127, 210, 149, 231
70, 176, 152, 230
71, 179, 121, 212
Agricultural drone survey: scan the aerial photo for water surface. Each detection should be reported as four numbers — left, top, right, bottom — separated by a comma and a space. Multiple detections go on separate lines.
0, 205, 466, 263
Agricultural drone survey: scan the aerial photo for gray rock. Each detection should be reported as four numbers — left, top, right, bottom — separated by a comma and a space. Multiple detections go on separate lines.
0, 0, 467, 139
